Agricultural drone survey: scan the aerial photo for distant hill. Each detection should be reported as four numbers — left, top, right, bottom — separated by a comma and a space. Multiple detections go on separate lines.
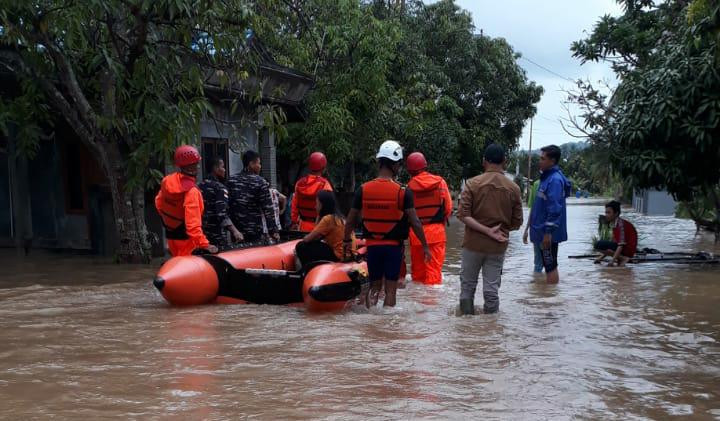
522, 140, 589, 155
559, 141, 590, 153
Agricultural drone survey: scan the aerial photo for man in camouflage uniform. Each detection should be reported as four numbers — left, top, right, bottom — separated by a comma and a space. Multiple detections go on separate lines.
199, 158, 243, 251
227, 150, 280, 243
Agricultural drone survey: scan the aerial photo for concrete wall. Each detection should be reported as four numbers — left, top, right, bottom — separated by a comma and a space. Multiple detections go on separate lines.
646, 189, 677, 216
633, 189, 677, 216
199, 105, 259, 178
632, 190, 645, 214
27, 139, 91, 249
259, 128, 276, 188
198, 107, 276, 186
1, 103, 272, 254
0, 149, 10, 238
230, 125, 259, 175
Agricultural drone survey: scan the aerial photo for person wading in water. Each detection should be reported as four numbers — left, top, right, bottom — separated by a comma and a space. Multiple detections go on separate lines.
343, 140, 430, 308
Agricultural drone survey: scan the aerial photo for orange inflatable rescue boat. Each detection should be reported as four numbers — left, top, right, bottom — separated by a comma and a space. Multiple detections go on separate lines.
152, 240, 368, 312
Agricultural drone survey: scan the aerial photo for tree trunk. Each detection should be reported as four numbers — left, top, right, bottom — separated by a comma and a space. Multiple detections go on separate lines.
350, 160, 356, 192
106, 171, 152, 263
103, 142, 152, 263
711, 188, 720, 244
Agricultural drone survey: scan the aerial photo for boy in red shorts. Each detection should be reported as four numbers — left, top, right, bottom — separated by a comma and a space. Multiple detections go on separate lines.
594, 200, 638, 266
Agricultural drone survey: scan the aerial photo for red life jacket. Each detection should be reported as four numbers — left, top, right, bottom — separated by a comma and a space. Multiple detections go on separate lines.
613, 218, 638, 257
407, 172, 445, 225
295, 175, 330, 221
157, 173, 196, 240
361, 178, 408, 242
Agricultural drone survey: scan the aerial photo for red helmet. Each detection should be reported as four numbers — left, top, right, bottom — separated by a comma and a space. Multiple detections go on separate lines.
174, 145, 201, 167
406, 152, 427, 173
308, 151, 327, 172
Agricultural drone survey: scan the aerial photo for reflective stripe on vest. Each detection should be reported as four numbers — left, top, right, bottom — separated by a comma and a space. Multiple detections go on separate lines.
361, 179, 406, 241
407, 178, 444, 224
159, 190, 189, 240
296, 176, 329, 221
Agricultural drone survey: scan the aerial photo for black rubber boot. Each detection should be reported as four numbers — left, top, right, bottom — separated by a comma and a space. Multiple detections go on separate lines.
459, 298, 475, 315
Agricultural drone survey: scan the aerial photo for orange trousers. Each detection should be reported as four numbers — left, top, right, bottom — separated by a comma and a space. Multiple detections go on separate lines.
168, 239, 197, 257
409, 223, 446, 284
410, 242, 446, 285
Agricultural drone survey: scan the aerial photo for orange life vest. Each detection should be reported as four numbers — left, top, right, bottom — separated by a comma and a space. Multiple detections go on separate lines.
157, 174, 198, 240
295, 175, 330, 221
360, 178, 408, 242
407, 175, 445, 225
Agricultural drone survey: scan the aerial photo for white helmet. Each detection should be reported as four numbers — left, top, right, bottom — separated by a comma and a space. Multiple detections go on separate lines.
376, 140, 403, 161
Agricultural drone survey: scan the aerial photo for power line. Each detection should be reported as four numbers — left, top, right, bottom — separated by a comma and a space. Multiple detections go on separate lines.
538, 115, 561, 124
519, 56, 575, 83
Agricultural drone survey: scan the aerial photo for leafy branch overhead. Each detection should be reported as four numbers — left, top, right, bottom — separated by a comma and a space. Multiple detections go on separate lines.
0, 0, 544, 260
256, 0, 542, 187
572, 0, 720, 237
0, 0, 278, 261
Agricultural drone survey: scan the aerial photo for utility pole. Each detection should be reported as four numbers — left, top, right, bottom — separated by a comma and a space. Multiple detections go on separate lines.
526, 117, 533, 202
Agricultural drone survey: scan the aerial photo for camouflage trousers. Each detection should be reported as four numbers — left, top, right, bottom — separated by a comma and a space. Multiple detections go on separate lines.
206, 229, 231, 251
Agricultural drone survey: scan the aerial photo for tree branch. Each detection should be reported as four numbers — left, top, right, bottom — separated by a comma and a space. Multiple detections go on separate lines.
280, 0, 323, 55
125, 5, 149, 74
0, 49, 105, 160
34, 29, 100, 133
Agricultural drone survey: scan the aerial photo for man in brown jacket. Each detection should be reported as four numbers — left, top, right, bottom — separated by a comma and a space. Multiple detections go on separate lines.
457, 143, 523, 314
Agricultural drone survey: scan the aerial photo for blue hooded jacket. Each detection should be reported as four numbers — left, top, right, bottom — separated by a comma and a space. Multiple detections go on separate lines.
529, 166, 572, 244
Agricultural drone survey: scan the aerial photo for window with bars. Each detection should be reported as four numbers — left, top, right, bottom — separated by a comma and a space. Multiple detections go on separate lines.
201, 138, 229, 178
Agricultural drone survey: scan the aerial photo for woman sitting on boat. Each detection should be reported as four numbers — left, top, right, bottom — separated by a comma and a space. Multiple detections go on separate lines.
295, 190, 354, 265
594, 200, 638, 266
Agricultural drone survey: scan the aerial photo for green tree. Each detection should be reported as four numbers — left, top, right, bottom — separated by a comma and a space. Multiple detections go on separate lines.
573, 0, 720, 238
0, 0, 271, 261
255, 0, 401, 190
387, 0, 543, 182
256, 0, 542, 190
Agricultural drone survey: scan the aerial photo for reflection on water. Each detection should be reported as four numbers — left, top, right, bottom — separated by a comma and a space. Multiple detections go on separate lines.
0, 203, 719, 419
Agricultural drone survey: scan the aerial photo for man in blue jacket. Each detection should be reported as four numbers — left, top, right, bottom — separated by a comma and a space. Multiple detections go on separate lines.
529, 145, 571, 284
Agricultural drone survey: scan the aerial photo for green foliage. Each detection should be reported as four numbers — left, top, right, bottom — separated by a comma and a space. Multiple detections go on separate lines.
571, 0, 679, 75
507, 151, 539, 179
256, 0, 542, 189
0, 0, 278, 260
676, 190, 717, 220
0, 79, 50, 159
256, 0, 400, 183
0, 0, 545, 257
0, 0, 264, 189
391, 1, 543, 182
573, 0, 720, 224
560, 142, 619, 195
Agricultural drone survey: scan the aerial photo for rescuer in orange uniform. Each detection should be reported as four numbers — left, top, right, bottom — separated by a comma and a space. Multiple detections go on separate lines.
155, 145, 218, 257
406, 152, 453, 285
291, 152, 334, 232
344, 140, 430, 307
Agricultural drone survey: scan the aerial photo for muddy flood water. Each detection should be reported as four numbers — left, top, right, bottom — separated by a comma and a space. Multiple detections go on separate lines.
1, 201, 719, 420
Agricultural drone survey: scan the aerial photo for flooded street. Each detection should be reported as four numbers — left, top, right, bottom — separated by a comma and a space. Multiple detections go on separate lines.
1, 202, 719, 419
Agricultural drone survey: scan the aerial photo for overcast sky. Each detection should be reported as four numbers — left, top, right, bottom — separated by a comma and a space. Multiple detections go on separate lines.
445, 0, 624, 150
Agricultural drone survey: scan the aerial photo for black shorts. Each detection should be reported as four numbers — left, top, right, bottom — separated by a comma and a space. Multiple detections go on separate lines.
542, 242, 559, 273
366, 245, 403, 282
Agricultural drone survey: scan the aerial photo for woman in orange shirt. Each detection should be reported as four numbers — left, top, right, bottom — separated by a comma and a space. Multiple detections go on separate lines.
295, 190, 351, 265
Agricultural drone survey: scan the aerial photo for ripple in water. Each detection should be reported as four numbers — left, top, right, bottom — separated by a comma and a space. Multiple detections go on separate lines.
0, 204, 718, 419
